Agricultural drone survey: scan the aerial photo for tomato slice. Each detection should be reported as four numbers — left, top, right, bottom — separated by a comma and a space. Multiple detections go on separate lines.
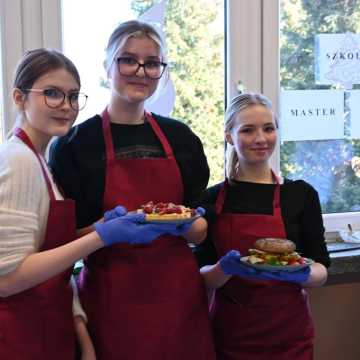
298, 257, 306, 265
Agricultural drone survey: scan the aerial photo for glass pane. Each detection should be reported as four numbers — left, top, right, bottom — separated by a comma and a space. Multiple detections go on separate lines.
0, 30, 3, 143
280, 0, 360, 213
62, 0, 224, 184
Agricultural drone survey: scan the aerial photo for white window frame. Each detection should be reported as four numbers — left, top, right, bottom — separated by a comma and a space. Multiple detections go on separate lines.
0, 0, 352, 233
226, 0, 279, 170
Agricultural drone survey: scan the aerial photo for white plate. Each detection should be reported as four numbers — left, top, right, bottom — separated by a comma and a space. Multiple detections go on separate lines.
240, 257, 314, 272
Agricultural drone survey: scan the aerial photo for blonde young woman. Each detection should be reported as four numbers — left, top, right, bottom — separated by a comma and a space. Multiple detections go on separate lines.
49, 21, 215, 360
0, 48, 181, 360
196, 93, 330, 360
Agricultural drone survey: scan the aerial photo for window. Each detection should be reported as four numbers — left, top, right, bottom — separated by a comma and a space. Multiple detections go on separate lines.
279, 0, 360, 231
62, 0, 225, 184
0, 21, 3, 143
229, 0, 359, 232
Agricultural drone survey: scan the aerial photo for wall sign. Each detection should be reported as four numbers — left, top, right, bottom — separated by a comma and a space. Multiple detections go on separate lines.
280, 90, 344, 141
315, 33, 360, 87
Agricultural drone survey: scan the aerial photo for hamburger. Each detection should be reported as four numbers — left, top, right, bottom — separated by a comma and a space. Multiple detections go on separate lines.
246, 238, 306, 266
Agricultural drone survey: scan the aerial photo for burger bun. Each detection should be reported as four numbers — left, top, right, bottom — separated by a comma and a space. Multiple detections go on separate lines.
254, 238, 296, 254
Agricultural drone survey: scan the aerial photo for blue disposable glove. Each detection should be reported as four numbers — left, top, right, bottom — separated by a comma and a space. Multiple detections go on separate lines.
95, 213, 196, 246
196, 207, 206, 216
164, 207, 205, 236
219, 250, 311, 284
103, 205, 127, 221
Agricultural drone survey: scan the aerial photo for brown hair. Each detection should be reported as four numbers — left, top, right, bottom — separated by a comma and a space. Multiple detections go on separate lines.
9, 48, 80, 137
14, 48, 80, 92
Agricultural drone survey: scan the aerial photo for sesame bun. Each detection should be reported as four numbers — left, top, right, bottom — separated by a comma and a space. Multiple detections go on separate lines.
254, 238, 296, 254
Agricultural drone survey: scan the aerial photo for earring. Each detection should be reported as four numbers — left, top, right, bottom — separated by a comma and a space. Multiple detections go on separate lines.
226, 133, 233, 145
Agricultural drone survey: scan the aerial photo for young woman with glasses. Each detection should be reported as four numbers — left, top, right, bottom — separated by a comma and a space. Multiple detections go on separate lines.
49, 20, 215, 360
0, 48, 184, 360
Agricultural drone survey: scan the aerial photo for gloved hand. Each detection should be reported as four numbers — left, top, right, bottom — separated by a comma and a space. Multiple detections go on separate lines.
196, 207, 206, 216
165, 207, 205, 236
219, 250, 311, 284
103, 205, 128, 222
95, 213, 196, 246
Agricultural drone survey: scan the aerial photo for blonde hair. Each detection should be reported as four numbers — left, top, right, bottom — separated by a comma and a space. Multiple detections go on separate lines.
104, 20, 168, 79
225, 92, 277, 179
103, 20, 170, 103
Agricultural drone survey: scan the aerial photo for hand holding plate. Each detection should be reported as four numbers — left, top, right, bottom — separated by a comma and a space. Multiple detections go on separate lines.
103, 205, 128, 221
95, 213, 185, 246
220, 250, 311, 283
195, 207, 206, 216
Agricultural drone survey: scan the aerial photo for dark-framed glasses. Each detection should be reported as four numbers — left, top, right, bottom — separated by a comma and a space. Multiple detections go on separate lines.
116, 57, 167, 79
24, 88, 88, 111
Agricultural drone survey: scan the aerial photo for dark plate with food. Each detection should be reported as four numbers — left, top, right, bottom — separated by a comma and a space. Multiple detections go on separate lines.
240, 238, 314, 272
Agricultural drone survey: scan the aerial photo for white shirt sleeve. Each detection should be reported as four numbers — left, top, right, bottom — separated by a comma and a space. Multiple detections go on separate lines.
0, 138, 88, 320
71, 276, 87, 322
0, 139, 49, 275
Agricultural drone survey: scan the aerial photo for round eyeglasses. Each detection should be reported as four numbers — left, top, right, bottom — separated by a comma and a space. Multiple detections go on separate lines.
24, 88, 88, 111
116, 57, 167, 80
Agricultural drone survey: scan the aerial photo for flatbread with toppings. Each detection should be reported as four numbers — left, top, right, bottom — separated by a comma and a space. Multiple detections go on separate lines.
138, 201, 197, 221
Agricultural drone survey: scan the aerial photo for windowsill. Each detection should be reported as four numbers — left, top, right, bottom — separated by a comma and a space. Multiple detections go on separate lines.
326, 242, 360, 285
323, 211, 360, 233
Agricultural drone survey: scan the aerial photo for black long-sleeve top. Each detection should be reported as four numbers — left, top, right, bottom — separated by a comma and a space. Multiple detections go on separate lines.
49, 113, 210, 228
194, 179, 331, 268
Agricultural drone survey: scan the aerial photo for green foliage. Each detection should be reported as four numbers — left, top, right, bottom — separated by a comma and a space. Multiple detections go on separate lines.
132, 0, 225, 185
131, 0, 154, 13
280, 0, 360, 213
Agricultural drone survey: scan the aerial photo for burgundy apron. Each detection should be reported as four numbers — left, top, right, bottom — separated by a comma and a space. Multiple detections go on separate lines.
78, 109, 215, 360
211, 178, 314, 360
0, 128, 76, 359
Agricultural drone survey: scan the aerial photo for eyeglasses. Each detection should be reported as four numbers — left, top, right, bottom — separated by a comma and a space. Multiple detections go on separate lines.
24, 88, 88, 111
116, 57, 167, 79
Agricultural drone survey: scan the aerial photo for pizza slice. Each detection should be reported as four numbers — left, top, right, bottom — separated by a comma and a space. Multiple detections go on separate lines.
138, 201, 197, 221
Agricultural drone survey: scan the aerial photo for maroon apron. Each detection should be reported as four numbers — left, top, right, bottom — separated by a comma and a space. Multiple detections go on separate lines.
0, 128, 76, 359
211, 178, 314, 360
78, 109, 215, 360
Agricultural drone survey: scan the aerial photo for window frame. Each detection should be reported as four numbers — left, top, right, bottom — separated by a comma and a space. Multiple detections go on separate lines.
0, 0, 353, 233
226, 0, 279, 170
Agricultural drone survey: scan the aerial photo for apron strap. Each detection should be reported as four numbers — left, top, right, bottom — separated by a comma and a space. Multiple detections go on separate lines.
101, 108, 116, 162
271, 170, 282, 217
14, 128, 56, 201
145, 112, 174, 158
215, 180, 227, 215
